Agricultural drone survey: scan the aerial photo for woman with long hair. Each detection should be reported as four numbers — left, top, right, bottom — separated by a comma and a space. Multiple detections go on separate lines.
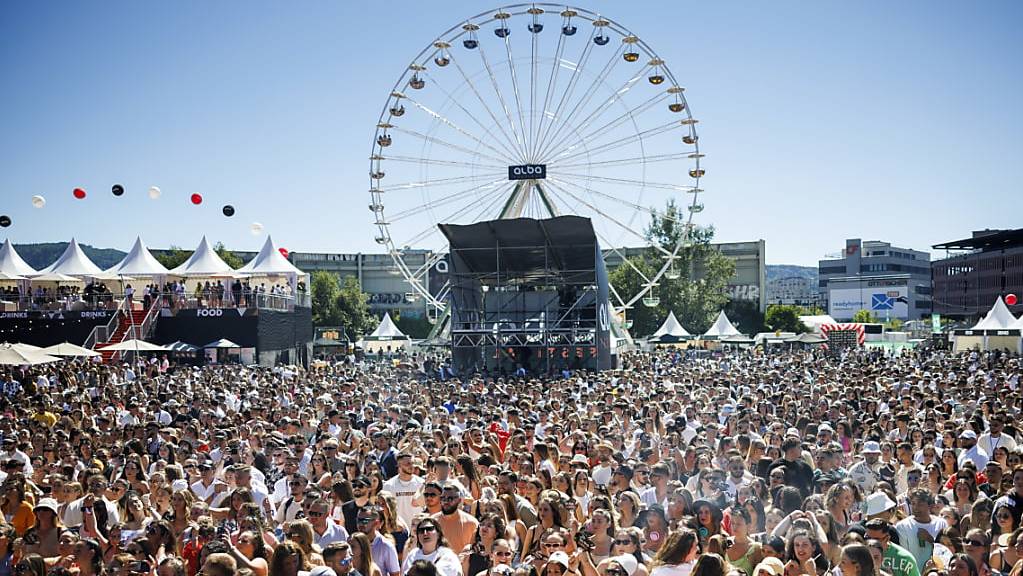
74, 539, 105, 576
227, 530, 270, 576
690, 553, 726, 576
838, 544, 875, 576
283, 519, 322, 565
962, 529, 992, 576
377, 491, 411, 561
269, 540, 308, 576
457, 455, 483, 503
521, 495, 570, 560
990, 527, 1023, 573
727, 506, 765, 575
117, 491, 149, 535
307, 451, 333, 492
649, 528, 698, 576
598, 527, 649, 576
783, 530, 828, 576
11, 554, 46, 576
24, 498, 63, 558
350, 532, 383, 576
121, 457, 150, 496
167, 489, 195, 541
142, 519, 178, 560
691, 500, 724, 546
462, 513, 507, 576
0, 478, 34, 536
401, 517, 461, 576
615, 492, 642, 530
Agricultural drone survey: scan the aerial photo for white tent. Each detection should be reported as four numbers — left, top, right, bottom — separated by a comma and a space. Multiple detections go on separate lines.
0, 240, 38, 276
37, 238, 102, 276
703, 311, 743, 338
106, 237, 169, 276
649, 311, 691, 342
170, 236, 234, 276
1012, 312, 1023, 330
971, 296, 1018, 330
237, 236, 304, 276
359, 312, 410, 353
799, 314, 837, 333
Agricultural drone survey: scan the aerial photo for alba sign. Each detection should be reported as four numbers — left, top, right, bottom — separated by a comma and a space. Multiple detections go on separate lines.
508, 164, 547, 180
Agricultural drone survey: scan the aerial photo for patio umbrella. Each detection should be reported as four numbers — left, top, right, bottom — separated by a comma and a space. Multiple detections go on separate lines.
203, 338, 241, 349
41, 342, 102, 357
9, 342, 42, 352
98, 339, 170, 352
0, 344, 61, 365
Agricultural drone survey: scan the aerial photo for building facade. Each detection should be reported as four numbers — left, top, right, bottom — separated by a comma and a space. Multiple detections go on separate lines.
819, 239, 931, 320
767, 276, 824, 308
931, 229, 1023, 319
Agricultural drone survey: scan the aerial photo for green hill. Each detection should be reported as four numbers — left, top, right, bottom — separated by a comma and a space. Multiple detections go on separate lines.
13, 242, 127, 270
766, 264, 817, 283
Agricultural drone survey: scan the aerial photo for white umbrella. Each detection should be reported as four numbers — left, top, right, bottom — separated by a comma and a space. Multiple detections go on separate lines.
30, 272, 81, 282
203, 338, 241, 349
98, 339, 170, 352
0, 344, 61, 365
41, 342, 102, 357
9, 342, 42, 352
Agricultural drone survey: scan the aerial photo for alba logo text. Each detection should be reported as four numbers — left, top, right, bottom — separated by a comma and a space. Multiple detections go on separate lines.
508, 164, 547, 180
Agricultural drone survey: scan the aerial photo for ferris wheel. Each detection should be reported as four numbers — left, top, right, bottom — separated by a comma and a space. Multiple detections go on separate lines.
369, 3, 705, 318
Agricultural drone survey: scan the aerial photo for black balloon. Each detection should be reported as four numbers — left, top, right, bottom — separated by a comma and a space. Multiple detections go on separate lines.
222, 205, 235, 217
0, 215, 10, 227
112, 184, 125, 196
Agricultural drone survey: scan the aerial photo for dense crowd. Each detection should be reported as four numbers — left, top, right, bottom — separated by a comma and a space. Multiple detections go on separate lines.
1, 347, 1021, 576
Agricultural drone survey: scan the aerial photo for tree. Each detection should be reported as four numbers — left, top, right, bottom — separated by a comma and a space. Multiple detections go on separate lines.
310, 271, 342, 326
214, 242, 244, 269
765, 304, 808, 333
608, 199, 735, 336
852, 309, 878, 323
727, 299, 767, 335
337, 276, 378, 338
153, 246, 192, 269
393, 310, 433, 339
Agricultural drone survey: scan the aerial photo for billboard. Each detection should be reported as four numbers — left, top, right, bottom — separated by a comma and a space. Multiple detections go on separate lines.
828, 286, 909, 320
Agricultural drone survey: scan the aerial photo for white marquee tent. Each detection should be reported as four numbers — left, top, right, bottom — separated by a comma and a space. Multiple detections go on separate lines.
237, 236, 306, 295
703, 311, 743, 339
37, 238, 102, 276
954, 296, 1022, 353
648, 311, 691, 343
170, 236, 234, 276
970, 296, 1017, 330
358, 312, 410, 353
106, 236, 169, 276
0, 240, 38, 276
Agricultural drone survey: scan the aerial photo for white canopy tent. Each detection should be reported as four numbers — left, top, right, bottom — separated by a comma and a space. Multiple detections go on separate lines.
358, 312, 410, 353
170, 236, 235, 277
703, 311, 743, 339
37, 238, 102, 276
649, 311, 691, 343
237, 236, 306, 297
106, 236, 169, 276
971, 296, 1017, 330
954, 297, 1023, 353
0, 240, 38, 276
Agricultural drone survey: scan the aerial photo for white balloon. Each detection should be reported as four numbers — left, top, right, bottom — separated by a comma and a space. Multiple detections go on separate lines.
148, 186, 162, 199
31, 195, 46, 208
250, 222, 264, 235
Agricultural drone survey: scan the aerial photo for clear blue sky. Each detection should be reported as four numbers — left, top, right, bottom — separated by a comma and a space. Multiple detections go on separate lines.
1, 1, 1020, 265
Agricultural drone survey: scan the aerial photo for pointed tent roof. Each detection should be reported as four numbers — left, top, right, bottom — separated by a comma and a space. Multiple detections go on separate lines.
366, 312, 408, 340
237, 236, 304, 275
0, 240, 38, 276
651, 311, 691, 339
972, 296, 1018, 330
38, 238, 102, 276
170, 236, 234, 276
703, 311, 742, 338
1011, 313, 1023, 330
107, 237, 169, 276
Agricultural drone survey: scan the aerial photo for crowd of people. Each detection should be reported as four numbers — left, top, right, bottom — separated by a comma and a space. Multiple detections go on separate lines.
0, 346, 1021, 576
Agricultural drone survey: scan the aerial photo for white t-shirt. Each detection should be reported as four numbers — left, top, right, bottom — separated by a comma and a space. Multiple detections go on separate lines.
651, 562, 695, 576
895, 516, 947, 568
401, 547, 462, 576
382, 474, 425, 527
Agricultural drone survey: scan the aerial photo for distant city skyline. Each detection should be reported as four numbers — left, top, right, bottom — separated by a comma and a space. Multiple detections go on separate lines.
1, 1, 1019, 266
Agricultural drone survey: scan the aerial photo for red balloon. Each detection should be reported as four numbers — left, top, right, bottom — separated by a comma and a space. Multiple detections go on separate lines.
190, 193, 203, 205
73, 188, 86, 199
1007, 294, 1018, 306
279, 248, 289, 258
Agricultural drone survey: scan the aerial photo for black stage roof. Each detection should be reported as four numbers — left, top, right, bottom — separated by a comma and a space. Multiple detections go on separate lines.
932, 228, 1023, 251
439, 216, 598, 278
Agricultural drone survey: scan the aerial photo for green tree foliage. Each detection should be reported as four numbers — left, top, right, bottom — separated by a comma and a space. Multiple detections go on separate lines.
609, 199, 735, 336
392, 310, 432, 339
310, 271, 342, 326
214, 242, 244, 269
726, 299, 767, 335
310, 272, 379, 338
765, 304, 808, 333
852, 309, 878, 323
153, 246, 192, 269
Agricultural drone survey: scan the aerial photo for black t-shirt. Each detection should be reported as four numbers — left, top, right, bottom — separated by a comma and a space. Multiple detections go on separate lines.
342, 499, 365, 535
770, 457, 815, 498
